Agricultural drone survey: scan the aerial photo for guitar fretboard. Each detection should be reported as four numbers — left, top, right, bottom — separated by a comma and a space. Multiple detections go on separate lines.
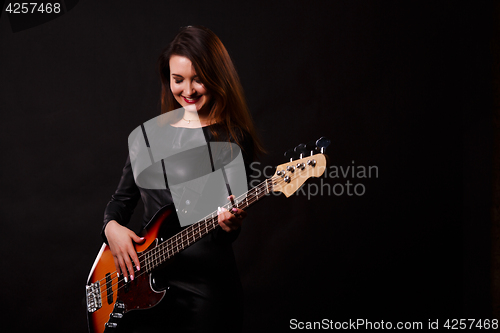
141, 178, 273, 272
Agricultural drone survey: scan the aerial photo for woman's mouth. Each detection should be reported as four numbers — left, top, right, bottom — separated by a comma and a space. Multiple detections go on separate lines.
182, 96, 201, 104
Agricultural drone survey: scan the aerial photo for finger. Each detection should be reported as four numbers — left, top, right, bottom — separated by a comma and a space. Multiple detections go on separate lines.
227, 195, 236, 205
117, 256, 129, 282
132, 235, 146, 244
218, 207, 232, 232
131, 235, 145, 271
231, 208, 246, 219
219, 208, 241, 231
227, 214, 242, 229
130, 250, 141, 273
219, 207, 235, 221
218, 219, 232, 232
112, 256, 120, 275
123, 249, 136, 281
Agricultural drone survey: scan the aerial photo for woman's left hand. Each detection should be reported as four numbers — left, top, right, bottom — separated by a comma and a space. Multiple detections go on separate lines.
218, 196, 247, 232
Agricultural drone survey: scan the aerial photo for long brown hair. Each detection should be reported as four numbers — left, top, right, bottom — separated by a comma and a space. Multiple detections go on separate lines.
158, 25, 264, 159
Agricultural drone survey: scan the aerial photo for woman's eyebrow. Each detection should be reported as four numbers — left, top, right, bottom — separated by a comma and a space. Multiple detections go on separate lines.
171, 73, 183, 78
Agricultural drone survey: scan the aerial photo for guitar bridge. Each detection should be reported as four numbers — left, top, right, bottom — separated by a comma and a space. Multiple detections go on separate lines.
86, 282, 102, 313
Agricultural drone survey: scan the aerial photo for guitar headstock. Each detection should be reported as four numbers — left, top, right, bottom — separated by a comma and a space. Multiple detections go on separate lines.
271, 137, 330, 197
271, 153, 327, 197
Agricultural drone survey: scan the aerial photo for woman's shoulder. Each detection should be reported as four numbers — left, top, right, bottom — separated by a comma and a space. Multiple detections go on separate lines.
208, 123, 249, 141
208, 123, 254, 161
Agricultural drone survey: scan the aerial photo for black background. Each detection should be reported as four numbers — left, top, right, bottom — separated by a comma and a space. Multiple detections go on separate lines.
0, 1, 493, 332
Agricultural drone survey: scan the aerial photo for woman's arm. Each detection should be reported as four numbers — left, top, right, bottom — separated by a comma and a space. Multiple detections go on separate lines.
102, 155, 144, 281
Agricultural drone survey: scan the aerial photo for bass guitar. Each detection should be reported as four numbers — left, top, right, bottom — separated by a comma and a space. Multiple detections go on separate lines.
86, 139, 329, 333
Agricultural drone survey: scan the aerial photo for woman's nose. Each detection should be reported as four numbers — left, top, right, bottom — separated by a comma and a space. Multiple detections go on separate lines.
183, 82, 195, 95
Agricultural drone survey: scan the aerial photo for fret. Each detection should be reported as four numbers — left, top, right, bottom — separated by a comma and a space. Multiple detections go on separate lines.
182, 231, 188, 247
181, 230, 186, 247
197, 222, 202, 238
149, 251, 153, 270
193, 223, 198, 239
153, 249, 158, 269
150, 249, 154, 270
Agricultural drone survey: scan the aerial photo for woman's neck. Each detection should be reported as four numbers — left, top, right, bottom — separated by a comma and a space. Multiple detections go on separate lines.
171, 109, 214, 128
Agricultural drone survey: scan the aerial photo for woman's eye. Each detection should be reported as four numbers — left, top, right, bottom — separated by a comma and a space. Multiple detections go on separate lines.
174, 79, 183, 84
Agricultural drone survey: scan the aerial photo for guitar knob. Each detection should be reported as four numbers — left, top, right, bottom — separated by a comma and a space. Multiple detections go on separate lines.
284, 149, 298, 162
316, 137, 331, 153
306, 140, 318, 156
284, 176, 291, 183
286, 165, 295, 173
307, 159, 316, 167
294, 143, 308, 159
296, 163, 305, 170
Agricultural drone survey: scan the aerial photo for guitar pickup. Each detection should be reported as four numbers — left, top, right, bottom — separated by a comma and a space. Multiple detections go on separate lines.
106, 273, 113, 304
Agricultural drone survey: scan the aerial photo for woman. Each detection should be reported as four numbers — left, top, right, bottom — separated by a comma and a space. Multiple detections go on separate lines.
102, 26, 264, 332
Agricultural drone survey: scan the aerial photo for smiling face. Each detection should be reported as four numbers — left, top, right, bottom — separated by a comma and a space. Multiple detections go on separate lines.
169, 55, 211, 113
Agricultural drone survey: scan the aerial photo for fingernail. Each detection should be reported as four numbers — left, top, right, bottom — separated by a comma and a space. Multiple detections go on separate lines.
218, 206, 222, 213
124, 276, 128, 283
232, 208, 237, 212
130, 275, 134, 281
136, 265, 140, 271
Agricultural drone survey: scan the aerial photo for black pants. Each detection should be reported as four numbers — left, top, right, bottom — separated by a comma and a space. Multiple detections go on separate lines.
115, 281, 243, 333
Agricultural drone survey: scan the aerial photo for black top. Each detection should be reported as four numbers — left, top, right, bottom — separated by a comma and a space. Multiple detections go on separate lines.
101, 124, 253, 332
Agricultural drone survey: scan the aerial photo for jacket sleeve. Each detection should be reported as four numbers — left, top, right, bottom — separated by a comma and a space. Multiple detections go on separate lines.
101, 155, 141, 244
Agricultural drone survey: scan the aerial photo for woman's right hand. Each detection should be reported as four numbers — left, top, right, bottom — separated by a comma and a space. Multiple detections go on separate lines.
104, 220, 145, 282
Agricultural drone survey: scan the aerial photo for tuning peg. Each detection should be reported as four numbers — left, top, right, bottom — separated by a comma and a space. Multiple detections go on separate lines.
284, 149, 298, 162
316, 136, 331, 153
306, 140, 319, 156
294, 143, 308, 159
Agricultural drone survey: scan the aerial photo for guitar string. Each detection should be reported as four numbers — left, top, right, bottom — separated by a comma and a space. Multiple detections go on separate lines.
138, 177, 274, 261
94, 176, 277, 294
96, 165, 313, 297
94, 161, 316, 297
95, 170, 300, 297
95, 176, 277, 296
96, 185, 268, 297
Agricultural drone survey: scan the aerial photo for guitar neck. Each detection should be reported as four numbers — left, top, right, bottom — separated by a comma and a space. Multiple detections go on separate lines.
141, 178, 273, 272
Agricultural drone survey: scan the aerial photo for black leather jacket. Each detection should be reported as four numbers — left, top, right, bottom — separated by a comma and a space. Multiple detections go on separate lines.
101, 124, 253, 332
